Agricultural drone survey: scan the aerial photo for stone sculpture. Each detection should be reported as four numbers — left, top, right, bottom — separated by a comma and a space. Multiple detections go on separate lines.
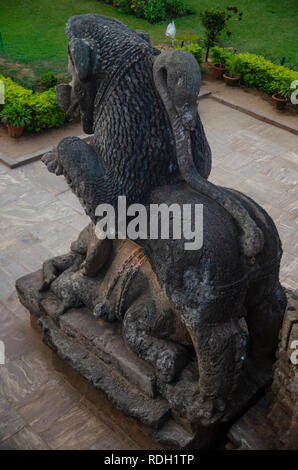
16, 15, 287, 448
228, 289, 298, 450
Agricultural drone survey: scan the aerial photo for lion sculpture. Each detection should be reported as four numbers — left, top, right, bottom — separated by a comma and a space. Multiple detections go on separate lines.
39, 15, 286, 425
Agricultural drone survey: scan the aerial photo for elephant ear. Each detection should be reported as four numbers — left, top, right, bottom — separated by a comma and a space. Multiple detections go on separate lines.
69, 38, 92, 82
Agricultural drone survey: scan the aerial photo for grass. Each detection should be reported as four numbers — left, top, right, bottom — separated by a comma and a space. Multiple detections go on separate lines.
0, 0, 297, 87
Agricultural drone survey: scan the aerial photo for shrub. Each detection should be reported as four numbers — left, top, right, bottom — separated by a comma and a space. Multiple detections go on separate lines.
118, 0, 131, 14
177, 44, 203, 65
116, 0, 190, 23
166, 0, 187, 15
143, 0, 166, 22
0, 74, 32, 103
271, 79, 294, 99
27, 88, 65, 132
0, 74, 65, 132
225, 54, 242, 77
210, 45, 233, 65
40, 72, 58, 89
0, 102, 32, 128
236, 53, 298, 96
209, 47, 298, 96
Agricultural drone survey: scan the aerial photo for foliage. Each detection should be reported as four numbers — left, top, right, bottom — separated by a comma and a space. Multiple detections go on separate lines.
200, 6, 243, 61
117, 0, 189, 23
166, 0, 187, 15
0, 74, 65, 132
209, 47, 298, 96
0, 75, 33, 103
210, 45, 233, 65
272, 80, 293, 99
143, 0, 166, 23
177, 43, 202, 64
200, 8, 226, 43
237, 53, 298, 96
0, 102, 32, 128
27, 88, 65, 132
40, 71, 58, 89
225, 54, 242, 77
0, 0, 297, 90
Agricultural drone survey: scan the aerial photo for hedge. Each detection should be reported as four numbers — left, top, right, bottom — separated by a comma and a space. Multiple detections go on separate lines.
102, 0, 190, 23
210, 47, 298, 96
177, 44, 203, 65
0, 74, 66, 132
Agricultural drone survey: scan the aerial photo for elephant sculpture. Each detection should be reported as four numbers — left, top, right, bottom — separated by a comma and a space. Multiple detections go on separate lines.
40, 14, 286, 424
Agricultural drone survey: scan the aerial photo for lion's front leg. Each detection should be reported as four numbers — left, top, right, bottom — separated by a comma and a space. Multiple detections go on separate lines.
40, 222, 112, 295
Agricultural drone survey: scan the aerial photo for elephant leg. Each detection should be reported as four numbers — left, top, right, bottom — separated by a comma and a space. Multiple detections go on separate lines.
181, 293, 248, 424
245, 280, 286, 371
123, 300, 189, 383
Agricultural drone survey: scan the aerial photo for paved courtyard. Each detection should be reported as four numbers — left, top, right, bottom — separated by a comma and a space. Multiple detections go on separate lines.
0, 98, 297, 449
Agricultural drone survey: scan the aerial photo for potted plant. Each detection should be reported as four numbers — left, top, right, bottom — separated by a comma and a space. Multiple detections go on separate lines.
210, 46, 227, 79
0, 102, 32, 137
223, 54, 242, 86
272, 81, 291, 110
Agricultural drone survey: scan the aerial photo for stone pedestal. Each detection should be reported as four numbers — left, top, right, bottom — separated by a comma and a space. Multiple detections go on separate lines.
16, 270, 223, 450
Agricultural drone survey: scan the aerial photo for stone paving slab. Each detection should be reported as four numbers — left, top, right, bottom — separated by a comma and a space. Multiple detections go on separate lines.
0, 98, 297, 449
0, 121, 84, 159
200, 68, 298, 131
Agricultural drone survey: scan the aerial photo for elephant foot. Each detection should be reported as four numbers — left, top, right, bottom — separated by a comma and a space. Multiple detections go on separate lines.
194, 395, 227, 425
94, 301, 117, 322
123, 301, 189, 383
156, 346, 189, 383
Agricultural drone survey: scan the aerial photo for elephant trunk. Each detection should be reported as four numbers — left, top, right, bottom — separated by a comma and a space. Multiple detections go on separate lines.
153, 50, 264, 259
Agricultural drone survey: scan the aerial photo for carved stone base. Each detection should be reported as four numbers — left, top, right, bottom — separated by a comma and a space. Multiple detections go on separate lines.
228, 290, 298, 450
16, 270, 225, 450
17, 269, 291, 450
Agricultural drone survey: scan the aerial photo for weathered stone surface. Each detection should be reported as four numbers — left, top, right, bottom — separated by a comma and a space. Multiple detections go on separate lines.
16, 270, 219, 448
41, 318, 170, 431
228, 290, 298, 450
155, 420, 195, 449
15, 13, 289, 447
59, 309, 157, 398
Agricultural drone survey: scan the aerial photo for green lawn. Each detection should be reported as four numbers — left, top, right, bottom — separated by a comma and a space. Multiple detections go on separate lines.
0, 0, 297, 87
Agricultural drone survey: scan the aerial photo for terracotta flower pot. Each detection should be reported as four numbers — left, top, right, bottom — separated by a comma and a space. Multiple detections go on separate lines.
272, 94, 287, 111
223, 74, 241, 86
7, 125, 24, 138
211, 63, 226, 79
